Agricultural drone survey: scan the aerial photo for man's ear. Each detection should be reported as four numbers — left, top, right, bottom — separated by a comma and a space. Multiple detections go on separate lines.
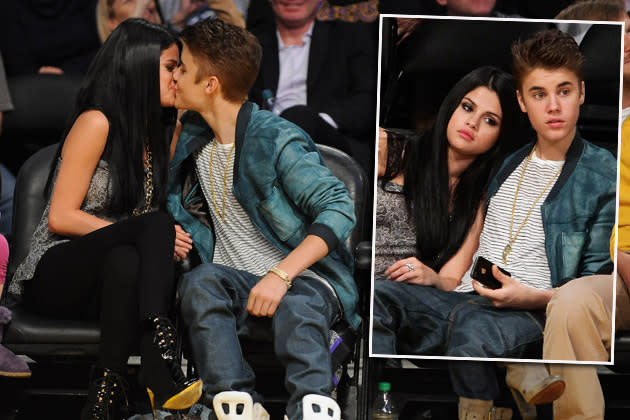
579, 80, 585, 105
516, 90, 527, 113
205, 76, 219, 95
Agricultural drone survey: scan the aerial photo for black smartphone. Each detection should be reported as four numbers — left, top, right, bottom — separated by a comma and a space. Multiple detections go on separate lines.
470, 256, 510, 289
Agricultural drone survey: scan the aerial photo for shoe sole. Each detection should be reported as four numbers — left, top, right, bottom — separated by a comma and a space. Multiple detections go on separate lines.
0, 370, 32, 378
163, 379, 204, 410
528, 380, 566, 405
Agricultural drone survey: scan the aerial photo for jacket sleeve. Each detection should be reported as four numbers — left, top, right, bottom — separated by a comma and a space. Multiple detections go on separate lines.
579, 171, 616, 277
274, 136, 357, 253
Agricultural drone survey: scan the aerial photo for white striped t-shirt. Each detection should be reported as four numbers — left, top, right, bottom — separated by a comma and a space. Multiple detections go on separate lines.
456, 150, 564, 292
195, 140, 285, 276
194, 141, 333, 297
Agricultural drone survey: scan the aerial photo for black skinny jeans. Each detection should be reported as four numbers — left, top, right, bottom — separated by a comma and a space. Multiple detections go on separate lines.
24, 211, 176, 371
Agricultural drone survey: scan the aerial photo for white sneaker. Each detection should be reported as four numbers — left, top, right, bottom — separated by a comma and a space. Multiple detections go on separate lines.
212, 391, 270, 420
301, 394, 341, 420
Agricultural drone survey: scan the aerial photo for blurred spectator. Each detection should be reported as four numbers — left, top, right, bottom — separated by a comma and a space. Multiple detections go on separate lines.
97, 0, 245, 42
556, 0, 625, 19
379, 0, 528, 16
317, 0, 379, 22
248, 0, 377, 32
96, 0, 162, 42
0, 54, 15, 234
161, 0, 245, 29
0, 1, 101, 76
250, 0, 377, 173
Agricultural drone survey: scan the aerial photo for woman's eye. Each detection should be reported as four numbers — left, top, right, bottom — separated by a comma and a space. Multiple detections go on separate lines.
462, 102, 473, 112
165, 65, 174, 72
484, 117, 498, 127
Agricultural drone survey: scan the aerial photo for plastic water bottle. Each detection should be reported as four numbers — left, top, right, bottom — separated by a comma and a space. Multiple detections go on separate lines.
371, 382, 398, 420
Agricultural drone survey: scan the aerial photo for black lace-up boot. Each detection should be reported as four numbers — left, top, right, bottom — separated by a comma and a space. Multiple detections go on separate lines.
142, 316, 202, 415
81, 366, 128, 420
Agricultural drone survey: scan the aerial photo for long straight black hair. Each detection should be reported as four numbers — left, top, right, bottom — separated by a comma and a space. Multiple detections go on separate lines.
402, 66, 524, 271
50, 18, 180, 217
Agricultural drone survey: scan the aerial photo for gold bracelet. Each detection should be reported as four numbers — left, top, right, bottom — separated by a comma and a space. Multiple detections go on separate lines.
268, 266, 292, 289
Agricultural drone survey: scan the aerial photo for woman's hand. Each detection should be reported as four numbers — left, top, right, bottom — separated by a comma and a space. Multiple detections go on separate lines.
472, 265, 552, 310
385, 257, 439, 286
174, 224, 193, 260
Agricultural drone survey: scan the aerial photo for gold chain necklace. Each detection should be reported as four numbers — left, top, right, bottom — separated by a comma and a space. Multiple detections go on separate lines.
502, 147, 563, 265
208, 138, 235, 223
133, 144, 153, 217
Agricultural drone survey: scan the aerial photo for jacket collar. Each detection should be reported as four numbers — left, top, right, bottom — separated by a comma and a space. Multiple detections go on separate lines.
171, 102, 256, 170
491, 130, 585, 203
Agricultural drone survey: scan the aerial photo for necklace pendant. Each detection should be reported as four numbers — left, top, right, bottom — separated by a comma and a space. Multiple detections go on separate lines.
502, 243, 512, 266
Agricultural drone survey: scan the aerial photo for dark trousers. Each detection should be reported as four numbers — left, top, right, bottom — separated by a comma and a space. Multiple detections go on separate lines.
24, 211, 176, 371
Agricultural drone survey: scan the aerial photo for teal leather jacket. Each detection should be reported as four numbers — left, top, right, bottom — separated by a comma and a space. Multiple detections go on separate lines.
166, 102, 360, 328
487, 132, 616, 287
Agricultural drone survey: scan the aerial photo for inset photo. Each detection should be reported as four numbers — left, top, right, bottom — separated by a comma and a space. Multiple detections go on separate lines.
370, 15, 622, 364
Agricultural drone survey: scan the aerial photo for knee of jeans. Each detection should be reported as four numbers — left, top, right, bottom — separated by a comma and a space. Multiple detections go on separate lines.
373, 280, 401, 315
179, 264, 227, 304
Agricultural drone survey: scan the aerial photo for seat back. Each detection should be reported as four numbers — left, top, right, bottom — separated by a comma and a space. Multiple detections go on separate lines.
3, 143, 101, 360
317, 144, 369, 253
7, 144, 58, 283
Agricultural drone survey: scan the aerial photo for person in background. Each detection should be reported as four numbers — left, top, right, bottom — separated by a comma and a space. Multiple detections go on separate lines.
249, 0, 377, 174
0, 1, 101, 76
96, 0, 245, 42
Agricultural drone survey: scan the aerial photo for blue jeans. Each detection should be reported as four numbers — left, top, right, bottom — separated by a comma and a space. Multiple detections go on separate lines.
371, 280, 545, 399
179, 263, 340, 420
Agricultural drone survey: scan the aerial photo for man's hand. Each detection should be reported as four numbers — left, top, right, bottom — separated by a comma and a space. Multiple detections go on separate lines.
385, 257, 439, 286
174, 224, 193, 261
246, 273, 289, 317
472, 265, 551, 310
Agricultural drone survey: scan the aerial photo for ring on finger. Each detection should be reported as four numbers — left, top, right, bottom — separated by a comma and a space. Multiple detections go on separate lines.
406, 263, 414, 272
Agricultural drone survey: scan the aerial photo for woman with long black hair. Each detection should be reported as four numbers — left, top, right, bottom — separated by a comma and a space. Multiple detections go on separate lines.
9, 19, 201, 419
374, 66, 521, 288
